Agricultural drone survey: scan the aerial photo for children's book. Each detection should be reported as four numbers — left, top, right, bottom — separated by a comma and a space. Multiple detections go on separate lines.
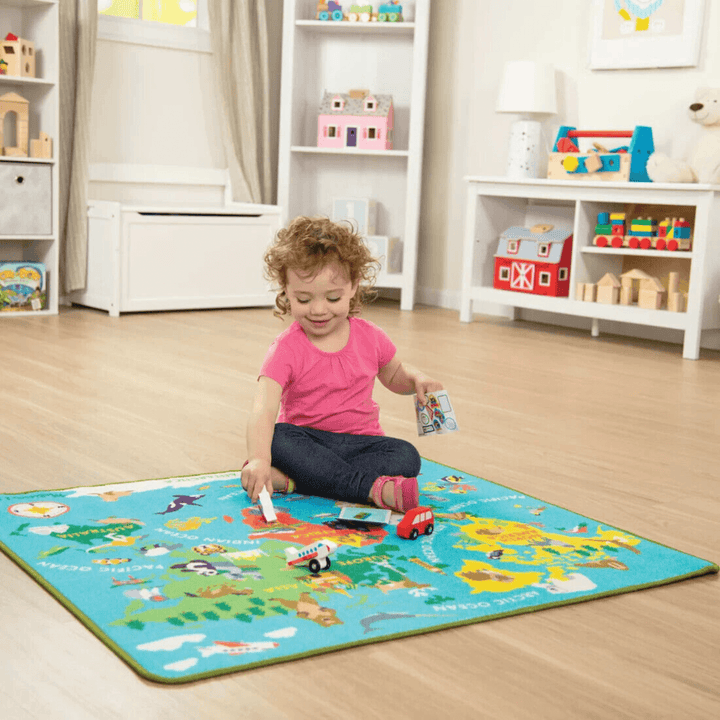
338, 506, 392, 524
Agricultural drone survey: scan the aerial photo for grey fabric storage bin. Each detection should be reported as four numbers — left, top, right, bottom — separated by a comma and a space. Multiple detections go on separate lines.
0, 162, 52, 235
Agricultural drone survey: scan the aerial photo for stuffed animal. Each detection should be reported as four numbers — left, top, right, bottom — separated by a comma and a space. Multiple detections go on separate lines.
646, 87, 720, 184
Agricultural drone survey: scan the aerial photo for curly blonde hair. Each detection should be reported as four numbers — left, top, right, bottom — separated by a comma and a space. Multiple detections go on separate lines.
264, 215, 379, 318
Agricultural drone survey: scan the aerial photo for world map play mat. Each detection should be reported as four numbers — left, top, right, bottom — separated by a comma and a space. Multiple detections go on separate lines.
0, 459, 716, 683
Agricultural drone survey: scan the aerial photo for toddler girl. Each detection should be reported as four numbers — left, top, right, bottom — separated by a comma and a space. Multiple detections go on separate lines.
242, 215, 444, 512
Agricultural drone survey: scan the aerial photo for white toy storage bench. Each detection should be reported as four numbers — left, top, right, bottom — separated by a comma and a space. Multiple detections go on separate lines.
70, 166, 280, 316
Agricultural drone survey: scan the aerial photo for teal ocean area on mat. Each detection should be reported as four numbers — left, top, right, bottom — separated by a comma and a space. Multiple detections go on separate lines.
1, 459, 716, 683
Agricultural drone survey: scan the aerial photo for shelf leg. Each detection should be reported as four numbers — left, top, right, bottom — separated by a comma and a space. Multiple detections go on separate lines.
682, 326, 701, 360
591, 318, 600, 338
459, 295, 473, 323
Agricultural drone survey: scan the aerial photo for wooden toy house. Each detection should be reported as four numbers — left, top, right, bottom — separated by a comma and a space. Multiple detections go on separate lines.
494, 225, 573, 297
0, 33, 35, 77
317, 89, 394, 150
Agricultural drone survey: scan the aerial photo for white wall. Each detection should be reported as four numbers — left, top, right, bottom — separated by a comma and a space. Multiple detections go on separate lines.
419, 0, 716, 311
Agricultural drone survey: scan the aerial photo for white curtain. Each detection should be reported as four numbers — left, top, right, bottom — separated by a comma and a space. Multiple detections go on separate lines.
208, 0, 272, 204
59, 0, 97, 293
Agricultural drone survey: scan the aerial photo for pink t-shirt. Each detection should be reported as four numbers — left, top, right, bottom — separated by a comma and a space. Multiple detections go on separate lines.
259, 317, 397, 436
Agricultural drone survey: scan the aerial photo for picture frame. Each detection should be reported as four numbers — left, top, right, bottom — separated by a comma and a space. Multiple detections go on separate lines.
589, 0, 706, 70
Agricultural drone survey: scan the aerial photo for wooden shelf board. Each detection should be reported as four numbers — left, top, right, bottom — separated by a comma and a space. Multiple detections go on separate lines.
296, 20, 415, 32
581, 246, 693, 259
470, 286, 689, 330
291, 146, 409, 158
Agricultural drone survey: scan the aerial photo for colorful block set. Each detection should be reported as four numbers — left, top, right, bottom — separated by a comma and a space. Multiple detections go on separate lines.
592, 212, 692, 251
315, 1, 403, 22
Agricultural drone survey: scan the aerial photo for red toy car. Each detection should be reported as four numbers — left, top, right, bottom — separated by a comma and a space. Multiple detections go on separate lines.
396, 507, 434, 540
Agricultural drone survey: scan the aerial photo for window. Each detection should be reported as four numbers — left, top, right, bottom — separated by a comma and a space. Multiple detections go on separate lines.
499, 267, 510, 281
326, 125, 339, 138
539, 271, 551, 286
537, 242, 551, 258
559, 268, 568, 281
507, 239, 519, 254
332, 97, 345, 111
367, 127, 378, 140
98, 0, 209, 52
364, 97, 377, 111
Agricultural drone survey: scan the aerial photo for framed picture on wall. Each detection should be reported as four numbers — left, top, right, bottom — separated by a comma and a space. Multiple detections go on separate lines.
589, 0, 706, 69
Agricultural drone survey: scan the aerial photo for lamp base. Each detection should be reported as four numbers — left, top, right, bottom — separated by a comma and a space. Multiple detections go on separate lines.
505, 120, 544, 179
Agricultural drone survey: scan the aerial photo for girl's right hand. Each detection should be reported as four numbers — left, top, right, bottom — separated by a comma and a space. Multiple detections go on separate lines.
241, 458, 273, 503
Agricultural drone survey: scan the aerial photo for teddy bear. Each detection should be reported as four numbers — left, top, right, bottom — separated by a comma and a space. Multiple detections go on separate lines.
646, 87, 720, 184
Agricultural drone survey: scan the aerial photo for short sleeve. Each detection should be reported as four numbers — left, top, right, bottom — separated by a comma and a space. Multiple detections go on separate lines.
371, 322, 396, 369
259, 337, 294, 389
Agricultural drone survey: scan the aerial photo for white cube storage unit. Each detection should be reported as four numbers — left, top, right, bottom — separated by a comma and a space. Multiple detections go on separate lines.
70, 201, 280, 317
459, 177, 720, 360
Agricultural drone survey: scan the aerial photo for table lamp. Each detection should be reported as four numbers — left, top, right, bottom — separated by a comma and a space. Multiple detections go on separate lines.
496, 61, 557, 179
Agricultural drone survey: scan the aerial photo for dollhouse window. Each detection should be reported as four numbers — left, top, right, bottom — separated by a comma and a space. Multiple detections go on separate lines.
537, 242, 551, 258
327, 125, 339, 138
332, 97, 345, 111
507, 240, 519, 254
499, 267, 510, 281
364, 97, 377, 111
367, 127, 379, 140
558, 268, 568, 281
539, 272, 551, 286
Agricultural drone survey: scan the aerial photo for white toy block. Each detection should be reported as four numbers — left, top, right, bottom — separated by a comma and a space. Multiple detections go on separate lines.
332, 197, 377, 236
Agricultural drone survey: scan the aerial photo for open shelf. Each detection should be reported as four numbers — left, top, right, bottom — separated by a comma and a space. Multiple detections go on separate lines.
459, 177, 720, 359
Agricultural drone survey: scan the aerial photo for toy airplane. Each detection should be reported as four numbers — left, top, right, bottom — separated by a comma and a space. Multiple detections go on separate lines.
284, 539, 338, 573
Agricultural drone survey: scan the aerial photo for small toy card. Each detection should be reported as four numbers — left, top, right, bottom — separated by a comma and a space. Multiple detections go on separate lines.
338, 506, 392, 524
415, 390, 459, 436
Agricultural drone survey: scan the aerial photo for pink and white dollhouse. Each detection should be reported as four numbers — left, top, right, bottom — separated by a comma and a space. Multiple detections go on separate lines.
317, 90, 394, 150
494, 225, 573, 297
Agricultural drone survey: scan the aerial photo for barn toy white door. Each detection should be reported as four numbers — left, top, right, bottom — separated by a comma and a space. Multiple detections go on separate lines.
510, 261, 535, 292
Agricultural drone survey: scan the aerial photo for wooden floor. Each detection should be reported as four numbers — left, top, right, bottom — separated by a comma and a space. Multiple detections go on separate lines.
1, 301, 718, 720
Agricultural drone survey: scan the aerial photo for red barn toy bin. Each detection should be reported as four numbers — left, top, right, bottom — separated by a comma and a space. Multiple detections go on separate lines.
493, 225, 573, 297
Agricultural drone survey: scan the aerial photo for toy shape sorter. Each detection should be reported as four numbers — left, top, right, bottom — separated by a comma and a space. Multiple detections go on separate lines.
547, 126, 654, 182
592, 211, 692, 251
318, 89, 394, 150
0, 262, 46, 312
494, 224, 573, 297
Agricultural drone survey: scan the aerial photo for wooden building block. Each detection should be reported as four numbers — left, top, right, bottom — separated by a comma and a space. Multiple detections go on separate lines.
668, 292, 686, 313
583, 283, 597, 302
620, 286, 633, 305
30, 132, 52, 159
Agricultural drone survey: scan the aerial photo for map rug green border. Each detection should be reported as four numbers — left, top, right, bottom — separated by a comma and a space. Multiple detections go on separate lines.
0, 458, 716, 683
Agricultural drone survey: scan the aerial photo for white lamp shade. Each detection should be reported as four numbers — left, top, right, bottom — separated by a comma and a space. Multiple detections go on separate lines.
496, 61, 557, 115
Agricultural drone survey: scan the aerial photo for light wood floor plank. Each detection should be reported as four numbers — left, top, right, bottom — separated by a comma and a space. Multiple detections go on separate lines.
1, 303, 718, 719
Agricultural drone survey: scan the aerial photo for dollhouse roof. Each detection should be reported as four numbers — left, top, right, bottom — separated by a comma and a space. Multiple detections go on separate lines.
319, 92, 393, 117
495, 226, 572, 264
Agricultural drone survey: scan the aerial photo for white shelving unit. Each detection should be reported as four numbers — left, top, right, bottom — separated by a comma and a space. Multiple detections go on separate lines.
459, 177, 720, 360
277, 0, 430, 310
0, 0, 59, 317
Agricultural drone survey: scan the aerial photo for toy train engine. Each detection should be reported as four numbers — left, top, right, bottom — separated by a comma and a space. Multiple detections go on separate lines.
316, 1, 345, 21
593, 212, 692, 251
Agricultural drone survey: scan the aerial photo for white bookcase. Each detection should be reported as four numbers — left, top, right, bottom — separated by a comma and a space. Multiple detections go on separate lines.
277, 0, 430, 310
0, 0, 59, 316
459, 177, 720, 360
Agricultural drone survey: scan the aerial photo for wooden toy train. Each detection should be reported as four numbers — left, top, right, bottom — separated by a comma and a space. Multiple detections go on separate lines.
316, 1, 403, 22
592, 212, 692, 251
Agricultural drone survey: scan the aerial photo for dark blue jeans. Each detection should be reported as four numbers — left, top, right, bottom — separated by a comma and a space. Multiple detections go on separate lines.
270, 423, 421, 504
